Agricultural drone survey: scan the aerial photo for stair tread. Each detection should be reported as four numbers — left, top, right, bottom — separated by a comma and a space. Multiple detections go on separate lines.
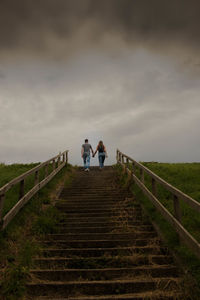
34, 291, 181, 299
35, 296, 177, 300
28, 278, 180, 284
31, 265, 177, 271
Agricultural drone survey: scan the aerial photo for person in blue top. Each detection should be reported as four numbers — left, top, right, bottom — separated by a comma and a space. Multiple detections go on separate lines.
93, 140, 108, 169
81, 139, 94, 171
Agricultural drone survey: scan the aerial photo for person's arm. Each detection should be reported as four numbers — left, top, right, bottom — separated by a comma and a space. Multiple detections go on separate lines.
90, 145, 94, 156
93, 146, 98, 157
81, 146, 84, 157
104, 146, 108, 157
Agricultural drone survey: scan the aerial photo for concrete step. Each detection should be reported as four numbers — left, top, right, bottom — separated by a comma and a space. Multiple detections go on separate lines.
59, 194, 126, 199
62, 185, 119, 189
55, 203, 140, 209
56, 202, 118, 207
33, 255, 173, 269
41, 238, 162, 248
31, 266, 179, 281
60, 194, 125, 198
59, 198, 126, 203
56, 202, 134, 208
57, 200, 124, 206
45, 232, 157, 241
55, 202, 141, 211
34, 292, 181, 300
41, 246, 168, 258
55, 208, 142, 214
59, 216, 144, 223
56, 225, 154, 234
57, 221, 152, 227
27, 279, 180, 297
60, 191, 125, 196
57, 211, 142, 218
59, 216, 142, 222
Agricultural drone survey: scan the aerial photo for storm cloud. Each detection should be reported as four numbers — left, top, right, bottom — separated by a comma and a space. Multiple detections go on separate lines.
1, 0, 200, 63
0, 1, 200, 165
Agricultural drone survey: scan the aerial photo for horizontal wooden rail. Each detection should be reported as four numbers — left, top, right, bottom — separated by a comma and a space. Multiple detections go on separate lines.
0, 150, 69, 230
116, 149, 200, 259
117, 150, 200, 213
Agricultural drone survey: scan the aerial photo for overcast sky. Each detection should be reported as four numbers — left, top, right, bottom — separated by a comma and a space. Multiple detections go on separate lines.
0, 0, 200, 165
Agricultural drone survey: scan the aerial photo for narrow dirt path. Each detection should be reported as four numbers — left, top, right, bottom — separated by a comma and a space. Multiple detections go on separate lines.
27, 166, 184, 299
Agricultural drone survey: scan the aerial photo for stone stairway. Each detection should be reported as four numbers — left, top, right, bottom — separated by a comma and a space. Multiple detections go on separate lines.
27, 166, 184, 299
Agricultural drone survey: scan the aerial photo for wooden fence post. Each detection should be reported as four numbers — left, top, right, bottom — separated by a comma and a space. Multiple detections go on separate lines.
19, 179, 25, 200
131, 162, 135, 186
140, 168, 144, 184
0, 193, 5, 221
53, 159, 56, 171
132, 162, 135, 174
152, 178, 157, 197
126, 157, 129, 168
58, 156, 60, 167
116, 150, 119, 163
121, 156, 126, 174
45, 163, 49, 178
173, 195, 182, 223
65, 152, 68, 164
35, 170, 39, 186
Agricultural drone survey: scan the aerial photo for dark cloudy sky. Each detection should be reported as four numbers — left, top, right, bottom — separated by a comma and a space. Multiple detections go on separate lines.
0, 0, 200, 165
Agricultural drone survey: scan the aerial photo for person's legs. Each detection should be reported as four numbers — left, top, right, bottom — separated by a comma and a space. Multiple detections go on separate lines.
83, 160, 86, 169
101, 153, 105, 167
83, 154, 87, 169
98, 153, 103, 168
86, 155, 90, 169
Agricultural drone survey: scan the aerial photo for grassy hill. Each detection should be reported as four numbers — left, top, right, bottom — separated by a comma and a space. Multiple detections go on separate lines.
142, 162, 200, 202
0, 163, 40, 216
117, 161, 200, 293
142, 162, 200, 243
0, 163, 72, 299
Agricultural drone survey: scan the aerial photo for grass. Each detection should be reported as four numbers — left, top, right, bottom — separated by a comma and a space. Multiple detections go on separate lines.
0, 163, 73, 299
0, 163, 39, 217
142, 162, 200, 201
141, 162, 200, 243
115, 163, 200, 298
0, 162, 61, 216
32, 206, 62, 235
0, 163, 39, 187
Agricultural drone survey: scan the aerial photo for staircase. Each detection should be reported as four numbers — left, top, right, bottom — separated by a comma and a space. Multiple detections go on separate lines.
27, 166, 184, 299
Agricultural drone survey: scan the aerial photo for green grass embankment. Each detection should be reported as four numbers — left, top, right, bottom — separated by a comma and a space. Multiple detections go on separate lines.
116, 162, 200, 296
0, 163, 73, 300
142, 162, 200, 243
0, 163, 39, 217
0, 162, 57, 216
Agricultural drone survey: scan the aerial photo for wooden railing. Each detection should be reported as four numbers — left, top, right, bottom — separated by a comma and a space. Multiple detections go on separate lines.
117, 149, 200, 259
0, 150, 69, 230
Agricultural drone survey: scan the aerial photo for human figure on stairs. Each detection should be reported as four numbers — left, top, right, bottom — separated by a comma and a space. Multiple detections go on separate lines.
93, 140, 108, 170
81, 139, 94, 171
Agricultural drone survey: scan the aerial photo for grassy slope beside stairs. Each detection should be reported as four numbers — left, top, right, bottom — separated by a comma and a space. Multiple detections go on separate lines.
116, 162, 200, 298
0, 163, 73, 300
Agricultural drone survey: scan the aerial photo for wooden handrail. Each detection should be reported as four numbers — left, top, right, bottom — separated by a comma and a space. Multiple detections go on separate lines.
116, 149, 200, 259
0, 150, 69, 229
117, 149, 200, 212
